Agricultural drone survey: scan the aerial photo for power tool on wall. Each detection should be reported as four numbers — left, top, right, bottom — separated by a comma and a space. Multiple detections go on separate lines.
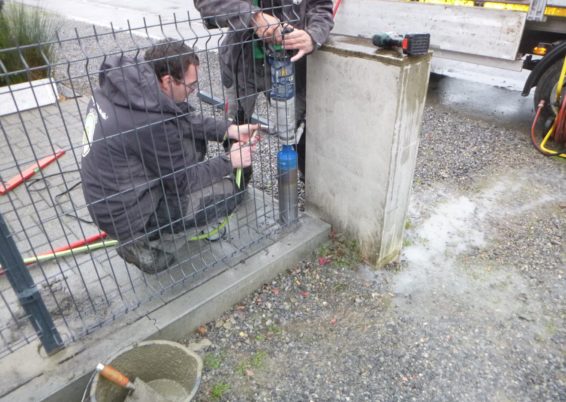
372, 32, 430, 56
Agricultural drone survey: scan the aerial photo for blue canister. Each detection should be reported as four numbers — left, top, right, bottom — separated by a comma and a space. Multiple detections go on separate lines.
277, 144, 298, 224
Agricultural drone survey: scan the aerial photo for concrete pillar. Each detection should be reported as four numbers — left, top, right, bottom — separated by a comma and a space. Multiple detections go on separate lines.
305, 35, 431, 266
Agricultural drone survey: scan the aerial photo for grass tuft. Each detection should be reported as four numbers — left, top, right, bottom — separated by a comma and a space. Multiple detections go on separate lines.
204, 353, 223, 370
0, 2, 60, 85
210, 382, 230, 400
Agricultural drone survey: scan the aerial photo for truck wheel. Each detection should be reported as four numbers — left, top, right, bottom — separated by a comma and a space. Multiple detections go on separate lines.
534, 59, 565, 118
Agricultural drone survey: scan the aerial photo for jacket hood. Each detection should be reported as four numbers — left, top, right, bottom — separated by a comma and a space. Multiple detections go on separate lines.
98, 55, 179, 114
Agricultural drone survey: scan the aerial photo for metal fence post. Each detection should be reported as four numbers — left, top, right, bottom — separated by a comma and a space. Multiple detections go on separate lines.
0, 212, 64, 355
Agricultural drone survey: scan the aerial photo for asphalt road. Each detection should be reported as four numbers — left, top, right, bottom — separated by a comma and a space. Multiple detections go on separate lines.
427, 73, 534, 131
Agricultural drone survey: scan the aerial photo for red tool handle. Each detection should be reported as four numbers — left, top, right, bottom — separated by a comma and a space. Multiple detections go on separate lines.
49, 232, 107, 255
0, 232, 111, 274
0, 149, 65, 195
332, 0, 343, 18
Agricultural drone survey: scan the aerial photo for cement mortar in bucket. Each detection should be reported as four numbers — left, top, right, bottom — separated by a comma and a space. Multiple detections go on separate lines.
89, 340, 202, 402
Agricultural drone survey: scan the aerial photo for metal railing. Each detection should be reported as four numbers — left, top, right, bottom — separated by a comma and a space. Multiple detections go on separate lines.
0, 7, 299, 358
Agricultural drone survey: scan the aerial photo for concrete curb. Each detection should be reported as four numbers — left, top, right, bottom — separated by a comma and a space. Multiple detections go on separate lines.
1, 214, 329, 402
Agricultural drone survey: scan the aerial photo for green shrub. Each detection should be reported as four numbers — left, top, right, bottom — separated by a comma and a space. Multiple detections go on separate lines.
0, 1, 59, 85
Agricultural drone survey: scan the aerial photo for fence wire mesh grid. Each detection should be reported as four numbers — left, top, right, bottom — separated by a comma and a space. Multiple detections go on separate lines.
0, 6, 303, 358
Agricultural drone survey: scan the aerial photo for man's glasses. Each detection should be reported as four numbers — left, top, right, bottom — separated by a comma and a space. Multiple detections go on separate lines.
174, 78, 198, 92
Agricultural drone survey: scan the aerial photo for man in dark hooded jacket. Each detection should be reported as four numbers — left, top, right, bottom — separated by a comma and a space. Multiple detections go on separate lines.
80, 39, 258, 273
194, 0, 333, 177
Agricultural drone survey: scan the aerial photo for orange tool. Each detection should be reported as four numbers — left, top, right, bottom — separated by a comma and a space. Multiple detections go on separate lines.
0, 149, 65, 195
96, 363, 135, 390
95, 363, 167, 401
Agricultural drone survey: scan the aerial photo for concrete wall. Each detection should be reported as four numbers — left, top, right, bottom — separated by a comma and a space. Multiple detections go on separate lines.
306, 35, 431, 266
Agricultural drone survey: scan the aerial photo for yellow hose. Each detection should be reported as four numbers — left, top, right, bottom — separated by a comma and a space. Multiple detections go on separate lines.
555, 56, 566, 105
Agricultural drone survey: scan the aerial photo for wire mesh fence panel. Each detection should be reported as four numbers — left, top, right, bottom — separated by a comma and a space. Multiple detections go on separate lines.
0, 5, 303, 358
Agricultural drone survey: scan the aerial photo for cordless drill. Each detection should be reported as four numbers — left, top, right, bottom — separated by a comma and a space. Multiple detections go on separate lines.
372, 33, 430, 56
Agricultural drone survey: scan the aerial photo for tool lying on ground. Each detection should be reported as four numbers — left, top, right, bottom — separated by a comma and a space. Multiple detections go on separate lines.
1, 217, 236, 272
372, 32, 430, 56
0, 236, 117, 275
0, 224, 229, 272
96, 363, 170, 402
20, 240, 118, 268
0, 149, 65, 195
531, 55, 566, 158
38, 232, 108, 257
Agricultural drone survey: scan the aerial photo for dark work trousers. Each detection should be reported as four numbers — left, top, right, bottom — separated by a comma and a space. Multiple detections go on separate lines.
144, 138, 243, 241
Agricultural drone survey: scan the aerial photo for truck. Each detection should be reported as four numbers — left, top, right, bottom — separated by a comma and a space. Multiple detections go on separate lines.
332, 0, 566, 119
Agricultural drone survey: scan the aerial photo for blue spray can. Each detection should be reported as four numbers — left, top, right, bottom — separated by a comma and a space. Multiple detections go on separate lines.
277, 144, 298, 224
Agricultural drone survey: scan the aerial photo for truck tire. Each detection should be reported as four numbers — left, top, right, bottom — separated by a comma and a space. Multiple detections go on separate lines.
534, 59, 565, 118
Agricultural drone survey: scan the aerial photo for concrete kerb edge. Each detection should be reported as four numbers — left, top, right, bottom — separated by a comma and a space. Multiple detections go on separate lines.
147, 215, 331, 341
4, 213, 330, 402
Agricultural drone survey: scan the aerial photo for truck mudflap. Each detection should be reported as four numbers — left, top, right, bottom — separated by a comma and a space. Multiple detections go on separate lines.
522, 41, 566, 96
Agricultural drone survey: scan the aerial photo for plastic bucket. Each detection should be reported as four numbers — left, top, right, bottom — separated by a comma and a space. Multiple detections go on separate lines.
89, 340, 202, 402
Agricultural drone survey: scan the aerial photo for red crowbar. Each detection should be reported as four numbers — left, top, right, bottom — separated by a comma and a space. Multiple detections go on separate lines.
0, 232, 109, 275
0, 149, 65, 195
48, 232, 108, 256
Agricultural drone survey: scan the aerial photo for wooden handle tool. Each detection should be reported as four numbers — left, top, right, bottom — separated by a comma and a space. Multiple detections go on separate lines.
96, 363, 135, 390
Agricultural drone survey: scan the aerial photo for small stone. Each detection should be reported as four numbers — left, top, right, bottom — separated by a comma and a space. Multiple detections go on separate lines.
187, 338, 212, 353
196, 325, 207, 336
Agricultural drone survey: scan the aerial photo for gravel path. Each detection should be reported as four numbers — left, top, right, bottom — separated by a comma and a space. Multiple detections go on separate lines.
52, 20, 565, 401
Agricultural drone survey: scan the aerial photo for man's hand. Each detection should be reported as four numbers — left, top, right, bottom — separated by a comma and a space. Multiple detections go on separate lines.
226, 123, 260, 143
229, 141, 257, 169
252, 12, 282, 43
280, 26, 315, 62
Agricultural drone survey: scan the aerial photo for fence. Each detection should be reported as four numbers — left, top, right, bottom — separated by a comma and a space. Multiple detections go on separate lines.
0, 5, 301, 358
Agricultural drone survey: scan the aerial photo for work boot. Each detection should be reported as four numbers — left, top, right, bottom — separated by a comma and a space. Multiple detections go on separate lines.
117, 240, 174, 274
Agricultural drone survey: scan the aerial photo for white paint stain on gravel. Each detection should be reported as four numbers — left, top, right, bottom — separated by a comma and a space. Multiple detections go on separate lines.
393, 173, 552, 321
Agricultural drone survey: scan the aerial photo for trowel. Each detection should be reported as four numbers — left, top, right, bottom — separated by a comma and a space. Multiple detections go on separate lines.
96, 363, 171, 402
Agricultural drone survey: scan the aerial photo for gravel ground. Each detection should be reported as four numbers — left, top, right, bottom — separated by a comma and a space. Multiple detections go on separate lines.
53, 20, 565, 401
179, 88, 565, 400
